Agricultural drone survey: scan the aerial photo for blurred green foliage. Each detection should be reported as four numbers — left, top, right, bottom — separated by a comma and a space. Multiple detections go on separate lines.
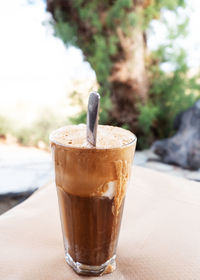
21, 110, 68, 146
48, 0, 200, 150
137, 20, 200, 148
0, 0, 198, 150
138, 69, 200, 147
52, 0, 137, 123
69, 88, 111, 125
0, 116, 11, 136
0, 110, 68, 147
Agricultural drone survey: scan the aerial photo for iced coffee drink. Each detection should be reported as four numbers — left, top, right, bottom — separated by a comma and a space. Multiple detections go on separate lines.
50, 124, 136, 276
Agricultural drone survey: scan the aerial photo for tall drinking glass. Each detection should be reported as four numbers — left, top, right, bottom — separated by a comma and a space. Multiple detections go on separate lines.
50, 124, 136, 276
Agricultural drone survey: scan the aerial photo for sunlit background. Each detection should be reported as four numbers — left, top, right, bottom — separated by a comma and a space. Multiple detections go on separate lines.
0, 0, 95, 140
0, 0, 200, 138
0, 0, 199, 213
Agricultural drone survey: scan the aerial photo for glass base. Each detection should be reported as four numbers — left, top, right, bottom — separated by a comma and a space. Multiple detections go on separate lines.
65, 253, 116, 276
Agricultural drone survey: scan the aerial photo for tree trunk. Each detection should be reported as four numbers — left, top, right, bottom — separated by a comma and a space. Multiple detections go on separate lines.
110, 19, 148, 129
46, 1, 149, 131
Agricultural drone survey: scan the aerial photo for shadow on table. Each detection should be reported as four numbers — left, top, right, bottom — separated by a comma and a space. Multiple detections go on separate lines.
0, 189, 37, 215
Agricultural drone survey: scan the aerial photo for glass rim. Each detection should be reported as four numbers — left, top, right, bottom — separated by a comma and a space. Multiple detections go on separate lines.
49, 125, 137, 150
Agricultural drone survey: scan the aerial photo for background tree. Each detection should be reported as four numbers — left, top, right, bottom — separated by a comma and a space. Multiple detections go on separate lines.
47, 0, 200, 148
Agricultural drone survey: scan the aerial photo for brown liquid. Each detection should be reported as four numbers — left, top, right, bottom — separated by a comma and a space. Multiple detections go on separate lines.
57, 187, 124, 265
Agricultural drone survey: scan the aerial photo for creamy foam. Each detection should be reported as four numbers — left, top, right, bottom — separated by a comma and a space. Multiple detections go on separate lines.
50, 124, 135, 149
50, 124, 136, 216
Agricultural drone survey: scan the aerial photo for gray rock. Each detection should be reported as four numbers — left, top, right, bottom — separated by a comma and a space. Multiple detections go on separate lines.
151, 100, 200, 170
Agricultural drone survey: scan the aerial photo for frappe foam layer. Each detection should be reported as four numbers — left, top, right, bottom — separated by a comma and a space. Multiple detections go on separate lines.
50, 125, 136, 214
50, 124, 135, 149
